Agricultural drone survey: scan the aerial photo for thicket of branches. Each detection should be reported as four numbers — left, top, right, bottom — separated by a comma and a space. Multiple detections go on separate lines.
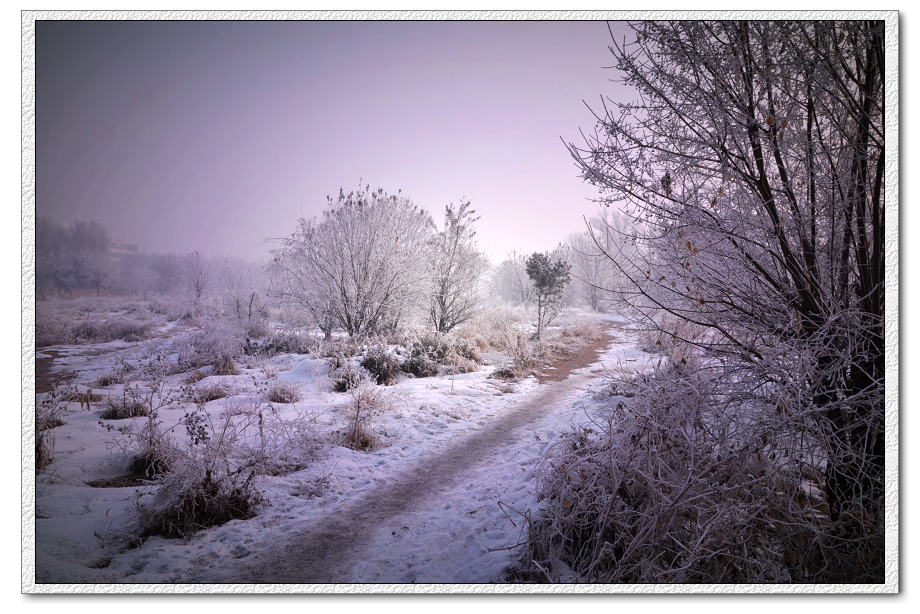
521, 20, 886, 583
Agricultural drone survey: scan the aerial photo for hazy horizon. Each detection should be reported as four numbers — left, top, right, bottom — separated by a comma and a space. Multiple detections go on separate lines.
36, 20, 634, 264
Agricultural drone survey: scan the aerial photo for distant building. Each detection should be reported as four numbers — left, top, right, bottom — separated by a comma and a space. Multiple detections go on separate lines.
110, 239, 138, 255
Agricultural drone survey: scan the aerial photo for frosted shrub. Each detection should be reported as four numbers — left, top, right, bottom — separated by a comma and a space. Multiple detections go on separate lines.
35, 383, 72, 473
459, 304, 529, 351
106, 366, 182, 479
93, 355, 137, 388
177, 323, 244, 375
35, 312, 73, 346
330, 361, 368, 393
314, 337, 363, 360
243, 331, 311, 357
516, 364, 813, 583
251, 407, 322, 476
148, 298, 189, 322
140, 454, 260, 539
401, 333, 483, 378
139, 405, 262, 538
360, 344, 400, 386
340, 386, 393, 452
401, 353, 439, 378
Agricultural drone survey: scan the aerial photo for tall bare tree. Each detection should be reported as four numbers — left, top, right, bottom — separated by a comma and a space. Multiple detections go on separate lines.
183, 250, 209, 309
491, 251, 535, 306
570, 20, 886, 576
428, 201, 487, 333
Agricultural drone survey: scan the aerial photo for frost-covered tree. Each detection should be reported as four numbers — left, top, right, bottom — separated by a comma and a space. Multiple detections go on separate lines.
151, 253, 183, 296
565, 211, 635, 311
35, 218, 112, 296
182, 250, 209, 309
69, 221, 112, 295
272, 185, 435, 338
35, 216, 70, 297
570, 20, 886, 577
217, 258, 267, 331
491, 252, 535, 306
525, 252, 571, 340
428, 201, 487, 333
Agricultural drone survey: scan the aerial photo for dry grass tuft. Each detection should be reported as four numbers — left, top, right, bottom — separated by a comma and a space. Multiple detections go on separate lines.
140, 464, 260, 539
265, 380, 300, 404
189, 383, 228, 404
340, 386, 392, 451
100, 390, 150, 420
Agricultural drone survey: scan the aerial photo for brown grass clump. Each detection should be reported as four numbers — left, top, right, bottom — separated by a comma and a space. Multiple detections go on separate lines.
94, 372, 125, 388
63, 390, 103, 405
490, 366, 523, 382
341, 387, 392, 452
36, 385, 69, 473
86, 475, 149, 488
345, 425, 377, 452
184, 369, 207, 384
101, 389, 150, 420
36, 431, 54, 473
189, 383, 228, 404
141, 466, 260, 539
265, 380, 300, 404
213, 355, 239, 376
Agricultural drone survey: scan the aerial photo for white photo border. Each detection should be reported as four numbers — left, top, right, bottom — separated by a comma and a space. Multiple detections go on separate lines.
20, 9, 900, 595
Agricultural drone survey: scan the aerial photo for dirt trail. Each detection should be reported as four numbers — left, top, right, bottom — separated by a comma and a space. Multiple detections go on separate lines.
222, 326, 618, 584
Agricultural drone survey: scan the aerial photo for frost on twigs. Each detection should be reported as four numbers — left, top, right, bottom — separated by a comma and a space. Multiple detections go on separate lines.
515, 361, 882, 583
138, 404, 263, 538
176, 323, 244, 376
35, 382, 73, 473
339, 386, 393, 452
139, 456, 260, 539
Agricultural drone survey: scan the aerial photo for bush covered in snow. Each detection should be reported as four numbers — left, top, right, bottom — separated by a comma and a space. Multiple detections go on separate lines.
329, 361, 369, 393
360, 344, 401, 386
399, 333, 483, 378
401, 353, 440, 378
138, 405, 262, 538
250, 406, 322, 476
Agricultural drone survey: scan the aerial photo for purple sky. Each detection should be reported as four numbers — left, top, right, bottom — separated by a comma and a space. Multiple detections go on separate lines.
36, 20, 633, 263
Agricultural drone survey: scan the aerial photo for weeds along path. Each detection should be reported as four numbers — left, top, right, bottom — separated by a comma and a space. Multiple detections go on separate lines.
219, 325, 620, 583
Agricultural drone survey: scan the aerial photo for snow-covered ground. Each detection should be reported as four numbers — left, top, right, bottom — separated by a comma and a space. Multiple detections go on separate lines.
33, 312, 651, 585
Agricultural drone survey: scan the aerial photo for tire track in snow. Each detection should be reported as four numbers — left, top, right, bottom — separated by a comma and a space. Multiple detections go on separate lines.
214, 327, 619, 583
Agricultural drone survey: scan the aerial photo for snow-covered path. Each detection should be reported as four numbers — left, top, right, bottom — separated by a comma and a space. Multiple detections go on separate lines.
207, 327, 624, 583
34, 316, 651, 584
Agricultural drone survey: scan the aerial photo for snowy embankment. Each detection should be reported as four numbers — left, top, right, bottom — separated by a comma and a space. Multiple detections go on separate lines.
34, 313, 650, 584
